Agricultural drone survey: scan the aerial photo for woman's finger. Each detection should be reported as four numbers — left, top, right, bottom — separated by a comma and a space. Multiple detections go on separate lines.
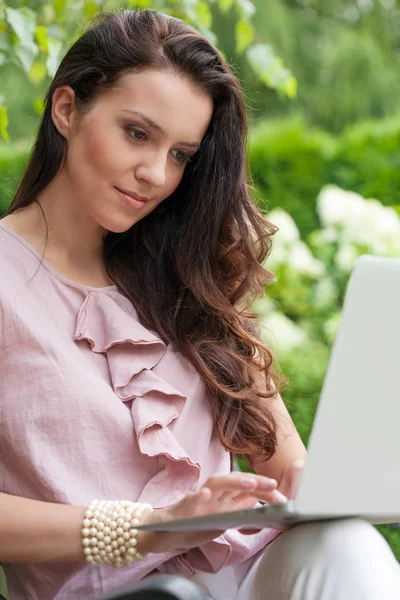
204, 473, 277, 494
173, 488, 212, 517
232, 488, 287, 504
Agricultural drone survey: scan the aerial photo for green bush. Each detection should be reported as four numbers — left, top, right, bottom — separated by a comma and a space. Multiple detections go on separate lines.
0, 142, 29, 214
248, 113, 400, 238
249, 116, 336, 237
252, 185, 400, 559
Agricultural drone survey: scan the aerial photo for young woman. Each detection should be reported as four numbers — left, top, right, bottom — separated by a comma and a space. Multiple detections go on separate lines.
0, 8, 398, 600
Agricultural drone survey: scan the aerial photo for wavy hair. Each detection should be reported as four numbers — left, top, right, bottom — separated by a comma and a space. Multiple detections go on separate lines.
7, 8, 285, 464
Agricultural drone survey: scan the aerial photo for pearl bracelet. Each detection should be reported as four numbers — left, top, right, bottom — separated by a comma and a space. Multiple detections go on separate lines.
81, 499, 153, 569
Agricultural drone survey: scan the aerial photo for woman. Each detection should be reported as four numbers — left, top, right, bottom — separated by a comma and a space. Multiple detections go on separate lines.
0, 8, 398, 600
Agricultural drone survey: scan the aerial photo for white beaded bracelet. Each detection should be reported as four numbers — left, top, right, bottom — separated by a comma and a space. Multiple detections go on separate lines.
81, 499, 153, 569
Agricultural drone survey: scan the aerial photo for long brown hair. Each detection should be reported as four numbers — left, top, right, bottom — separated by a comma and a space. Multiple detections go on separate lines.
7, 8, 284, 464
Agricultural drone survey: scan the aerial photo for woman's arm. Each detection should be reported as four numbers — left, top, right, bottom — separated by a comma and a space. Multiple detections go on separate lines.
0, 469, 284, 564
250, 390, 306, 480
0, 492, 86, 563
247, 368, 307, 495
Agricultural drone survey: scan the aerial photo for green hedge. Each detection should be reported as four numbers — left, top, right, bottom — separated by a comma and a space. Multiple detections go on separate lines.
249, 113, 400, 238
0, 142, 29, 214
248, 113, 400, 559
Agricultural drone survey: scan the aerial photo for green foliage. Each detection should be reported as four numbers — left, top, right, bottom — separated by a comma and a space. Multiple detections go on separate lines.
377, 525, 400, 561
5, 6, 38, 71
248, 112, 400, 559
246, 43, 297, 99
0, 104, 9, 142
0, 568, 6, 598
248, 116, 336, 237
0, 140, 27, 213
249, 188, 400, 558
248, 113, 400, 239
241, 0, 400, 133
0, 0, 296, 142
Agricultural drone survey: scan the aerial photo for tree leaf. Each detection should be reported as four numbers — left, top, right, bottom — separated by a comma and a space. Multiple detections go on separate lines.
34, 96, 45, 116
283, 75, 297, 99
5, 7, 36, 46
128, 0, 152, 7
35, 25, 49, 52
29, 61, 48, 85
14, 40, 38, 72
46, 37, 63, 77
218, 0, 234, 13
84, 0, 98, 19
6, 7, 38, 72
0, 105, 10, 142
0, 32, 9, 52
54, 0, 67, 19
196, 2, 212, 29
246, 43, 297, 98
235, 0, 256, 19
235, 18, 254, 54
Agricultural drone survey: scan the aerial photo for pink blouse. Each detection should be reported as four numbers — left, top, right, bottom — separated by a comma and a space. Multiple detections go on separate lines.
0, 221, 280, 600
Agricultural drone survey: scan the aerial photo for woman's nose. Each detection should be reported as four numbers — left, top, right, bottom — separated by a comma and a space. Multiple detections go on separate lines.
135, 153, 167, 188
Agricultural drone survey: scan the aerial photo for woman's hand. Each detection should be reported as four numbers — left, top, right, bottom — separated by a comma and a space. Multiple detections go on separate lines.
138, 471, 287, 554
239, 459, 305, 535
278, 459, 305, 500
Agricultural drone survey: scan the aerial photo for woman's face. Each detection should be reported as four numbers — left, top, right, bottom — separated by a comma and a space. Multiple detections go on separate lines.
53, 68, 213, 233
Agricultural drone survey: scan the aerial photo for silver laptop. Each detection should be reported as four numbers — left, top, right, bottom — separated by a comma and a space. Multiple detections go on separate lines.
137, 255, 400, 533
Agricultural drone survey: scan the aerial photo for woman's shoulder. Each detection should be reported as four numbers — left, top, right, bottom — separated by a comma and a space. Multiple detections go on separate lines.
0, 220, 35, 288
0, 220, 52, 319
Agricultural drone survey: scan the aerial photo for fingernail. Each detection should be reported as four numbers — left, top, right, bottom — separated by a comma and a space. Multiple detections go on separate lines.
273, 490, 288, 503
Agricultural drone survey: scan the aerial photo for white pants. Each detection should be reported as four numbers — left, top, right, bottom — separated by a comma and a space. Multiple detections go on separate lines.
236, 519, 400, 599
197, 519, 400, 600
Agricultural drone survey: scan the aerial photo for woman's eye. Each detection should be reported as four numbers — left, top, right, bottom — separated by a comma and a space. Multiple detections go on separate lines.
125, 127, 191, 164
172, 149, 191, 164
127, 127, 148, 141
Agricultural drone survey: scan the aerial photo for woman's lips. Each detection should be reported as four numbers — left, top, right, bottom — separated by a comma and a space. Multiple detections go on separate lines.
115, 187, 146, 209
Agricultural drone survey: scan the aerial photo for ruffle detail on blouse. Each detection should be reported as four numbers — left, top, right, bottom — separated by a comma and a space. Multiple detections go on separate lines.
74, 290, 204, 508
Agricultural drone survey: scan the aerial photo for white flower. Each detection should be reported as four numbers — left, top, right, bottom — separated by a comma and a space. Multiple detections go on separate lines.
259, 312, 307, 352
252, 296, 277, 317
268, 209, 300, 245
343, 200, 400, 247
320, 227, 338, 243
357, 201, 400, 253
314, 276, 337, 309
317, 185, 364, 227
288, 240, 325, 277
317, 184, 400, 265
265, 210, 324, 277
335, 244, 359, 272
264, 241, 288, 269
366, 201, 400, 237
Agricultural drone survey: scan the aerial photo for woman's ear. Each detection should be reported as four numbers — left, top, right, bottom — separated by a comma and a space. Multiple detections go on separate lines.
51, 85, 77, 140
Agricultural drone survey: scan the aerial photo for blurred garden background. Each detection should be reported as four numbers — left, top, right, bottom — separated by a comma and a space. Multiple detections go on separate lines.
1, 2, 400, 589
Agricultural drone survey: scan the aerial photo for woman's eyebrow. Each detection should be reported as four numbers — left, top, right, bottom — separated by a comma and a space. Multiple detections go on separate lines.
122, 109, 201, 148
